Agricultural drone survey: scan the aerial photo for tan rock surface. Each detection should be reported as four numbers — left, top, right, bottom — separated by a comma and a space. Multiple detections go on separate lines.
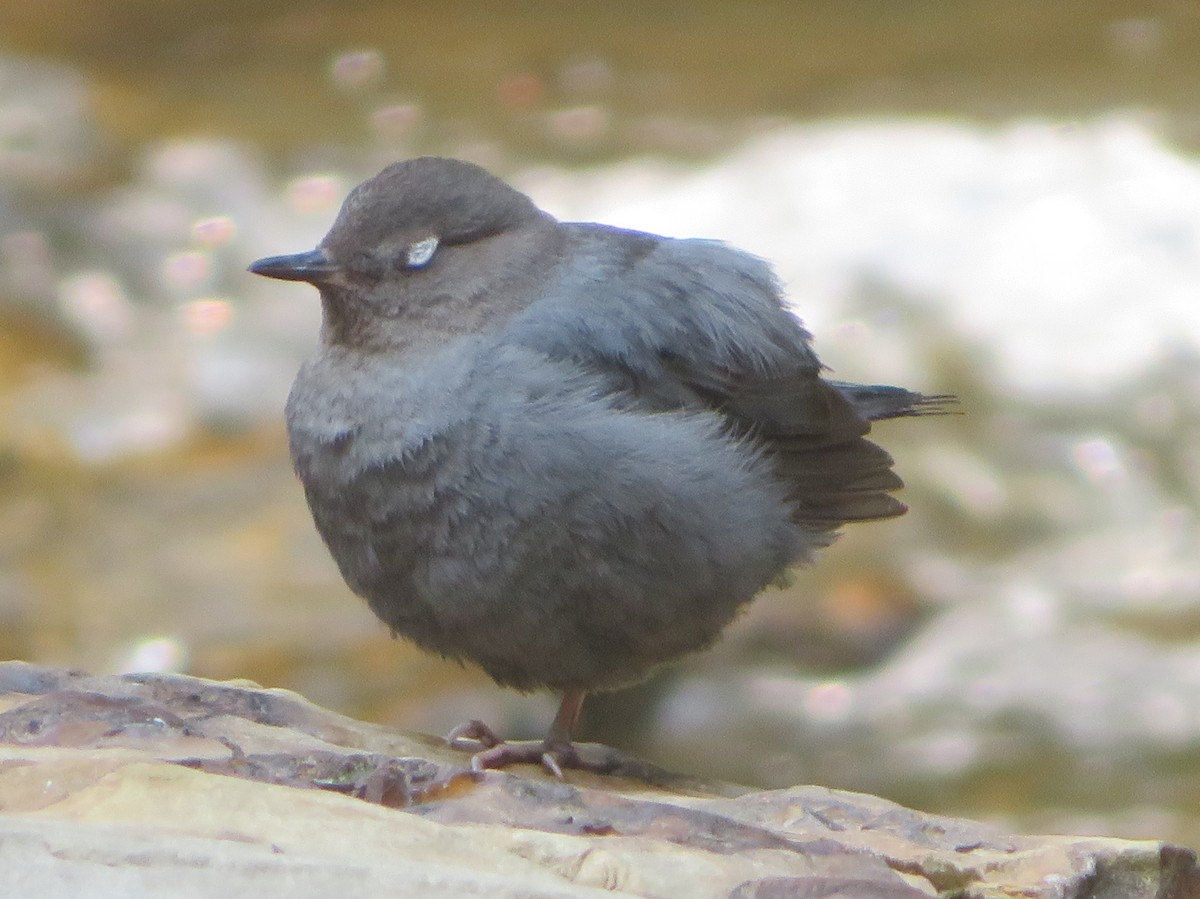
0, 662, 1195, 898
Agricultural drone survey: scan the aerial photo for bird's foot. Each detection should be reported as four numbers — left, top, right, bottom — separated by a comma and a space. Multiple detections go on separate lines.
445, 720, 628, 779
445, 719, 577, 777
445, 719, 505, 751
470, 738, 583, 779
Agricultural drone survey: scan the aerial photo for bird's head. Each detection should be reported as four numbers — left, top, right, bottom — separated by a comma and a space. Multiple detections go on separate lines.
249, 157, 554, 347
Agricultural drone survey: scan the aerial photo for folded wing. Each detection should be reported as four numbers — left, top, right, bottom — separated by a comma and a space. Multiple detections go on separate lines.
506, 224, 950, 531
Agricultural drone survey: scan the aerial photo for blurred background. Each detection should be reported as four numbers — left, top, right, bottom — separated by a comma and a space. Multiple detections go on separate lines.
2, 0, 1200, 846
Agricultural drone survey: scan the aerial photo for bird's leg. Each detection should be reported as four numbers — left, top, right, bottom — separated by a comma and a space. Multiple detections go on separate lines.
533, 688, 588, 777
444, 689, 591, 777
546, 688, 586, 745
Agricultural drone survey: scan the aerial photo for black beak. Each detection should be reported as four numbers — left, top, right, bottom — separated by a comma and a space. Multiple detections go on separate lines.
248, 248, 339, 284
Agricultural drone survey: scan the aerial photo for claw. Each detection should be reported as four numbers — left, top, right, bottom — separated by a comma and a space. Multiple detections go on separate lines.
445, 690, 599, 779
445, 719, 504, 751
540, 751, 565, 779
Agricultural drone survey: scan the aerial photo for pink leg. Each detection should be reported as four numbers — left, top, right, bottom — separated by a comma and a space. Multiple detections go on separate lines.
446, 689, 602, 777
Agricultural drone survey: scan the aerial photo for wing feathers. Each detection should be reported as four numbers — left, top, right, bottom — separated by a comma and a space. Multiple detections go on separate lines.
509, 225, 949, 531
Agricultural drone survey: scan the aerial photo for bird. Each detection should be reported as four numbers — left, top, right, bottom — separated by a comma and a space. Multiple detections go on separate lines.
249, 156, 949, 776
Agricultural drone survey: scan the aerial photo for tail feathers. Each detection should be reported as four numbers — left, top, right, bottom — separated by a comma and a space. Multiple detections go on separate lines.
766, 381, 954, 530
828, 381, 957, 422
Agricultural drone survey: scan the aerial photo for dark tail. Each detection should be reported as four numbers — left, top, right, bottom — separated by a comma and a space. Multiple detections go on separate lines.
828, 381, 957, 422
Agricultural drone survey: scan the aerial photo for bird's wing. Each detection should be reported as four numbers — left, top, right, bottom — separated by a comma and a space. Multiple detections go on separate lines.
505, 226, 931, 528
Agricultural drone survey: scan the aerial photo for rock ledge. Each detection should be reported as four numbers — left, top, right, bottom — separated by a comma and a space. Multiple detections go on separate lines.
0, 662, 1194, 898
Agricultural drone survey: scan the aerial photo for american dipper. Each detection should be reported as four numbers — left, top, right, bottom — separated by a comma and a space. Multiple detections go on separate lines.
250, 157, 947, 775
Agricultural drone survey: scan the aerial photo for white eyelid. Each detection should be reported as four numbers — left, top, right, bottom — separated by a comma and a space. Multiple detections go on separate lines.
406, 236, 439, 268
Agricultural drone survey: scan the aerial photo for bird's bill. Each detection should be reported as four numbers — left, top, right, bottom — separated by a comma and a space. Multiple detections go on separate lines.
248, 248, 339, 284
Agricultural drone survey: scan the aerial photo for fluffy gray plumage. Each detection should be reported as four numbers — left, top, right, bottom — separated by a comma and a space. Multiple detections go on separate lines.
251, 156, 944, 741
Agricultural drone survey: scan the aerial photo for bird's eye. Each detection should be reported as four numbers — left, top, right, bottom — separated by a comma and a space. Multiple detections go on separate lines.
405, 236, 439, 269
